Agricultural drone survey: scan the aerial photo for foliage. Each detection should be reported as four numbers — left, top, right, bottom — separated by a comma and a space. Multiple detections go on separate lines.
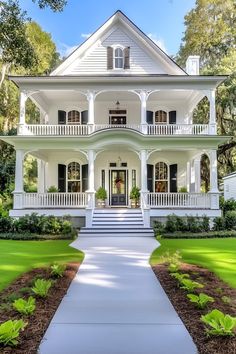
220, 198, 236, 216
47, 185, 59, 193
33, 0, 67, 11
162, 230, 236, 239
180, 278, 204, 292
31, 278, 52, 297
171, 272, 190, 282
213, 216, 225, 231
168, 263, 180, 273
13, 296, 36, 315
129, 186, 140, 200
201, 309, 236, 336
50, 263, 66, 278
0, 319, 27, 346
153, 221, 165, 235
95, 187, 107, 200
160, 250, 182, 265
187, 293, 214, 309
225, 211, 236, 230
179, 186, 188, 193
160, 214, 210, 234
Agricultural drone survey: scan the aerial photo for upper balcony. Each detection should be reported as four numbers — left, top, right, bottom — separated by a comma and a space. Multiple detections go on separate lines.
17, 123, 211, 136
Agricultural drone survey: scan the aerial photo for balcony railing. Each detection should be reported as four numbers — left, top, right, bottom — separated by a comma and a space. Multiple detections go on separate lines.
146, 192, 211, 209
17, 123, 210, 136
22, 192, 87, 208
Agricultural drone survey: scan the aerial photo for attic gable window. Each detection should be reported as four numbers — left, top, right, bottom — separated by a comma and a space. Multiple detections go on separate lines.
107, 46, 130, 70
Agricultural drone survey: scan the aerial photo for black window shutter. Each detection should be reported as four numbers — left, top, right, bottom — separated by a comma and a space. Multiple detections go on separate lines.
81, 110, 88, 124
82, 164, 88, 192
124, 47, 130, 69
107, 47, 113, 70
146, 111, 154, 124
170, 164, 178, 192
147, 164, 154, 192
58, 164, 66, 192
169, 111, 177, 124
58, 110, 66, 125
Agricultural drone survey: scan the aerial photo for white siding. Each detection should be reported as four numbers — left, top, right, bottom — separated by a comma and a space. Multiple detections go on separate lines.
64, 27, 168, 75
224, 176, 236, 200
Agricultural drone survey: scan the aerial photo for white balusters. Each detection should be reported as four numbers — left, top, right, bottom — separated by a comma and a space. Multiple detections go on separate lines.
146, 193, 211, 209
22, 193, 87, 208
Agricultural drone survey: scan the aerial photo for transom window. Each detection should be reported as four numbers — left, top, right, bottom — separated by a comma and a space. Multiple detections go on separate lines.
155, 162, 168, 192
155, 110, 167, 124
114, 47, 124, 69
67, 162, 81, 192
68, 110, 80, 124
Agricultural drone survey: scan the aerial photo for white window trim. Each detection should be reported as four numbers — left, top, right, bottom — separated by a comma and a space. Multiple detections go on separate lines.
112, 45, 125, 70
66, 161, 81, 193
154, 161, 170, 193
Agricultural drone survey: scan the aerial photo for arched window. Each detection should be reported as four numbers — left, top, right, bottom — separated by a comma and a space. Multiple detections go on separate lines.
67, 162, 81, 192
114, 47, 124, 69
68, 110, 80, 124
155, 162, 168, 192
155, 110, 167, 124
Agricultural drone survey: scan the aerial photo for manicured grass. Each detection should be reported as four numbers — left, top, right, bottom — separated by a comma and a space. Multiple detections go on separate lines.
150, 238, 236, 288
0, 240, 84, 291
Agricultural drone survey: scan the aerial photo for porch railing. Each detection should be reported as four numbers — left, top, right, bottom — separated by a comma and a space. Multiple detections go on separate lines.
22, 192, 87, 208
18, 123, 210, 136
146, 192, 211, 209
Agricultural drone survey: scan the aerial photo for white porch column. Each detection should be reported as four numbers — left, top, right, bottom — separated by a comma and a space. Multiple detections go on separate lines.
140, 150, 148, 192
208, 90, 217, 134
193, 158, 201, 193
140, 91, 148, 134
13, 149, 25, 209
186, 161, 191, 192
87, 91, 95, 126
209, 150, 219, 192
18, 91, 28, 134
88, 150, 95, 192
37, 159, 46, 193
86, 149, 95, 226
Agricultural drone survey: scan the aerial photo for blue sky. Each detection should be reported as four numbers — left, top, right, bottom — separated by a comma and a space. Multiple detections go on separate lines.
19, 0, 195, 57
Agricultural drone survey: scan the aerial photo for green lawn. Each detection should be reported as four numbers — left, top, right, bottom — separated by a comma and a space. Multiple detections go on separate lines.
150, 238, 236, 288
0, 240, 84, 291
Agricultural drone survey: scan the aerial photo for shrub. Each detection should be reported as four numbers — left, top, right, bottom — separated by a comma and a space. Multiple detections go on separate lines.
187, 293, 214, 309
0, 319, 27, 346
186, 216, 201, 233
31, 279, 52, 298
160, 250, 182, 265
201, 215, 210, 232
165, 215, 179, 233
95, 187, 107, 200
50, 263, 66, 278
61, 220, 73, 234
213, 216, 225, 231
225, 211, 236, 230
153, 221, 165, 235
180, 279, 204, 292
13, 296, 36, 316
47, 185, 59, 193
220, 198, 236, 216
129, 186, 140, 200
13, 213, 42, 234
0, 216, 13, 233
201, 309, 236, 336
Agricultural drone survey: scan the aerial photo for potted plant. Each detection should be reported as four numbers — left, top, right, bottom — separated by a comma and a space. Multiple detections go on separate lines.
129, 186, 140, 208
179, 186, 188, 193
95, 187, 107, 208
47, 186, 59, 193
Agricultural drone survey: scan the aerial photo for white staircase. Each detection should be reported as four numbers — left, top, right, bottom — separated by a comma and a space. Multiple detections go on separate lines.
80, 209, 154, 237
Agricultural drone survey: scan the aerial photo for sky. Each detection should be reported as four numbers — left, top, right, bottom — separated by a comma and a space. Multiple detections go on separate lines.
19, 0, 196, 57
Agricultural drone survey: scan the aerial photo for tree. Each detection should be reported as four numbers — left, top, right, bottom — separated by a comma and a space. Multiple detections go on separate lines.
176, 0, 236, 181
33, 0, 67, 11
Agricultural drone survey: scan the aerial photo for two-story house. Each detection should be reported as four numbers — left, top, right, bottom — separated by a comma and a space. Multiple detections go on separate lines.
1, 11, 228, 228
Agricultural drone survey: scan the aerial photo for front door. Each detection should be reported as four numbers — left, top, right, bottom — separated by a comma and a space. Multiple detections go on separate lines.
110, 170, 127, 206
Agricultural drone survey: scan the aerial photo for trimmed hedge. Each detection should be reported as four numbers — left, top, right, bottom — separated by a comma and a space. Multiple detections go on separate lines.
161, 230, 236, 239
0, 232, 76, 240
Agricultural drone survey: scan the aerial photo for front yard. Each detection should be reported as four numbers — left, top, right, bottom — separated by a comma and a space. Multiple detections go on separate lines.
0, 240, 84, 291
150, 238, 236, 288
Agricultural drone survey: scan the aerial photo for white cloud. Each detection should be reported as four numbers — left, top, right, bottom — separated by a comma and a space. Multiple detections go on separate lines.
81, 33, 91, 39
57, 42, 78, 57
147, 33, 168, 54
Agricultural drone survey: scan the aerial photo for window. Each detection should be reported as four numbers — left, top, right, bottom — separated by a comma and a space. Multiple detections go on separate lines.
155, 110, 167, 124
132, 170, 136, 187
68, 110, 80, 124
67, 162, 81, 192
114, 47, 124, 69
155, 162, 168, 192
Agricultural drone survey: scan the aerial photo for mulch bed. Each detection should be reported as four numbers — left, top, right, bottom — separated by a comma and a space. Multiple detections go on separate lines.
152, 263, 236, 354
0, 263, 80, 354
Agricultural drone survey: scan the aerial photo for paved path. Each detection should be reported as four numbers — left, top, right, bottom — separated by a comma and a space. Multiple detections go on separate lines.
39, 237, 197, 354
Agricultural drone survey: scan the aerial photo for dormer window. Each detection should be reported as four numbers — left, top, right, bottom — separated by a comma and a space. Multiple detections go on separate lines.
114, 47, 124, 69
107, 46, 130, 70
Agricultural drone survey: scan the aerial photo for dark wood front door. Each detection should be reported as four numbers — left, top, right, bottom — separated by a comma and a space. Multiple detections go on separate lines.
110, 170, 127, 206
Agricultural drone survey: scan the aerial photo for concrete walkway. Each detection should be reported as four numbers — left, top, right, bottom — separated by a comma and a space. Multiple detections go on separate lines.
39, 237, 197, 354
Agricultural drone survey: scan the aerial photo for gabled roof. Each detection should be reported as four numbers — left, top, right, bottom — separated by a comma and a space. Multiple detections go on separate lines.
51, 10, 186, 76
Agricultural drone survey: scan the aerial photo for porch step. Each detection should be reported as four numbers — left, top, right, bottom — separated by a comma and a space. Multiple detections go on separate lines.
80, 208, 154, 238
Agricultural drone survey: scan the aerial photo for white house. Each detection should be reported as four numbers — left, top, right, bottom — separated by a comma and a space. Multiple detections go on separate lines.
223, 172, 236, 201
0, 10, 229, 227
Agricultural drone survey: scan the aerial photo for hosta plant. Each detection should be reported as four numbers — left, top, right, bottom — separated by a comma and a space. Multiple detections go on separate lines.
32, 279, 52, 298
187, 293, 214, 309
201, 309, 236, 336
13, 296, 36, 316
0, 319, 27, 346
180, 278, 204, 292
171, 273, 190, 282
50, 263, 66, 278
